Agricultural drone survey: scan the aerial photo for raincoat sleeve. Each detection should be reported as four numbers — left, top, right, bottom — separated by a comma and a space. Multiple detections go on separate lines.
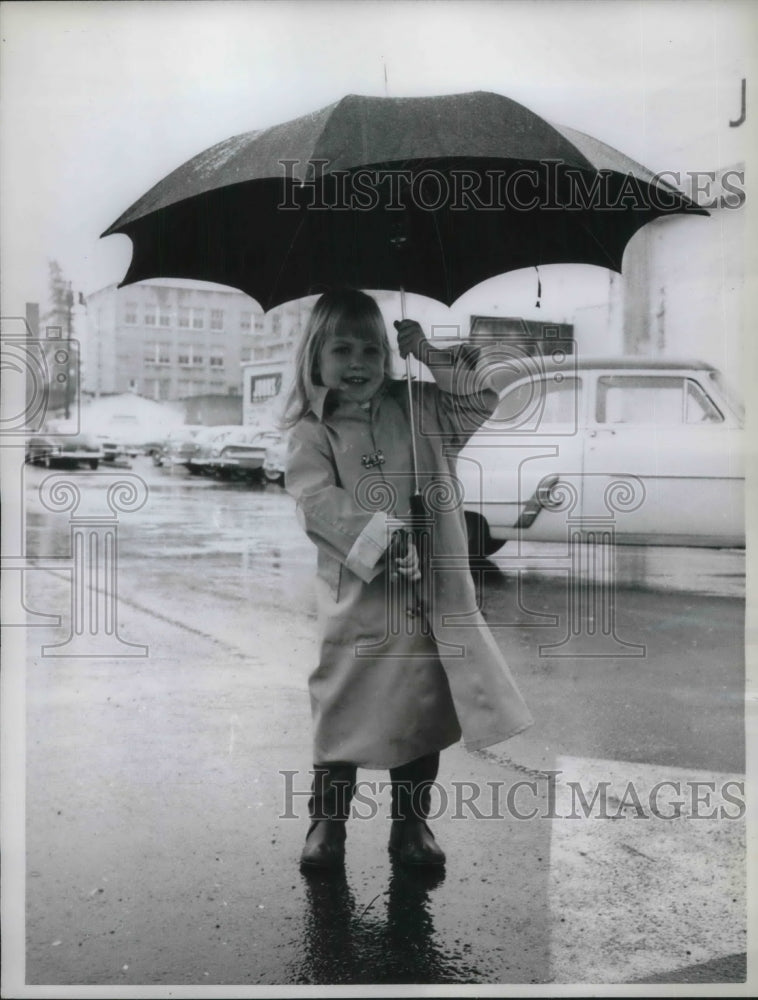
421, 343, 500, 450
286, 419, 393, 584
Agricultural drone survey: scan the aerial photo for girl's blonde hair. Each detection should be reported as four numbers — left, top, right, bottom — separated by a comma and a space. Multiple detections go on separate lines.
281, 288, 394, 428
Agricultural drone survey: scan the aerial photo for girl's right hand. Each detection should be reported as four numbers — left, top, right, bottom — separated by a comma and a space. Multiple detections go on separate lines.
393, 538, 421, 582
388, 530, 422, 581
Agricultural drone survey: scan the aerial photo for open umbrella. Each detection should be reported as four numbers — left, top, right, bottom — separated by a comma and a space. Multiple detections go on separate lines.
103, 91, 704, 310
102, 90, 706, 618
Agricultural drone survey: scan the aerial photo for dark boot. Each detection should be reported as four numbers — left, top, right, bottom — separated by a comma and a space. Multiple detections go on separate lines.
300, 763, 356, 869
388, 752, 446, 866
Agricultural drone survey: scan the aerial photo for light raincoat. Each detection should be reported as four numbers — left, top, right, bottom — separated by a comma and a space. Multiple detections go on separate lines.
286, 344, 533, 769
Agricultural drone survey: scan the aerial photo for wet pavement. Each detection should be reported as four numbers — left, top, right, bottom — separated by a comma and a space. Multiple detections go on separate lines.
9, 457, 747, 989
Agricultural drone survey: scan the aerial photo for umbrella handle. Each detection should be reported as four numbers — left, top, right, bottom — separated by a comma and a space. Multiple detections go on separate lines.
400, 287, 421, 497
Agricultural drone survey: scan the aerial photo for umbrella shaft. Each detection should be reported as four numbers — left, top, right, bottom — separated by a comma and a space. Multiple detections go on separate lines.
400, 288, 421, 496
405, 354, 420, 496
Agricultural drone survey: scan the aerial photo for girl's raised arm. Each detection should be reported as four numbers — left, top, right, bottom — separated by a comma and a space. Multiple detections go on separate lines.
395, 319, 501, 448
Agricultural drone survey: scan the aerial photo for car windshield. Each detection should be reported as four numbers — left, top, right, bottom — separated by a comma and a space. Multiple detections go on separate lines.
708, 370, 744, 424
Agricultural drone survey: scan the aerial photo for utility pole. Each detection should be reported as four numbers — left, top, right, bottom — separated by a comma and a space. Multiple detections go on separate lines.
64, 282, 74, 419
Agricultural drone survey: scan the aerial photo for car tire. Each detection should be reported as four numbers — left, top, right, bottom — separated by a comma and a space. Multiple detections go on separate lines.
465, 511, 505, 557
44, 454, 52, 469
89, 459, 100, 470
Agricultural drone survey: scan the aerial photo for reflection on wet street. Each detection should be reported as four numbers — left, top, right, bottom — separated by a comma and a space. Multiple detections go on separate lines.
23, 459, 317, 614
293, 863, 479, 984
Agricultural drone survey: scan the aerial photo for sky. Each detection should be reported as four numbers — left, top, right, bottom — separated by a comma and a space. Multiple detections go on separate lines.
0, 0, 753, 319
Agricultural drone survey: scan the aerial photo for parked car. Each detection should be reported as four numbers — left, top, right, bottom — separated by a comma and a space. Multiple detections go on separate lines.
25, 434, 61, 466
101, 438, 140, 461
262, 433, 288, 484
210, 428, 283, 482
97, 414, 150, 459
144, 437, 169, 460
25, 430, 105, 470
152, 426, 205, 467
456, 357, 745, 554
185, 426, 242, 475
91, 433, 134, 466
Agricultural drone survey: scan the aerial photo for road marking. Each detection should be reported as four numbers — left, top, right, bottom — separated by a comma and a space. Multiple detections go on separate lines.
548, 755, 746, 983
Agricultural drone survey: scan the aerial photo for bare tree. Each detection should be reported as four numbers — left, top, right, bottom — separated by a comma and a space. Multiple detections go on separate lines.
42, 259, 76, 418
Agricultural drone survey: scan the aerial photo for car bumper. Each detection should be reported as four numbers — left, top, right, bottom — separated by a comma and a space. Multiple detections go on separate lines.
58, 450, 102, 462
215, 455, 266, 470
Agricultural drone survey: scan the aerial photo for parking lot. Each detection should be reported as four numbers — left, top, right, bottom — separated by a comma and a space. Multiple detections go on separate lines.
10, 455, 746, 986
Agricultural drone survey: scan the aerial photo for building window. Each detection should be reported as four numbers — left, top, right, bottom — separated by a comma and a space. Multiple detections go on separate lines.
144, 343, 171, 364
178, 379, 191, 395
178, 345, 191, 365
211, 309, 224, 331
143, 341, 171, 365
240, 312, 251, 331
159, 310, 171, 327
209, 355, 224, 368
125, 302, 138, 324
272, 314, 282, 337
254, 314, 265, 334
179, 307, 191, 328
192, 309, 204, 329
144, 306, 157, 326
192, 351, 203, 366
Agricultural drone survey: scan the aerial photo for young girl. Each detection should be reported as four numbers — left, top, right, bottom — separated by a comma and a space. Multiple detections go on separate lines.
284, 288, 533, 869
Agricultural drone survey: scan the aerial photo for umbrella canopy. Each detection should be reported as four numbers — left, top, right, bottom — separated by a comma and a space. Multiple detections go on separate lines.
103, 91, 706, 310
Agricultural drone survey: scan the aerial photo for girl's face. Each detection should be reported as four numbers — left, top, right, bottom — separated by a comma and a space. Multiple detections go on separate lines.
317, 329, 386, 405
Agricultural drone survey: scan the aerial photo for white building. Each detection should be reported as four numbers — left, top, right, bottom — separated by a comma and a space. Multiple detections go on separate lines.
83, 279, 307, 402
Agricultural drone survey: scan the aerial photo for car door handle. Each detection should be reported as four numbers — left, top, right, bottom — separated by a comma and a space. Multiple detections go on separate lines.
589, 429, 616, 438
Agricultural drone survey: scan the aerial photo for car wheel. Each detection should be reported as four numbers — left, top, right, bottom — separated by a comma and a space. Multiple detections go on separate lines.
89, 459, 99, 470
264, 469, 284, 484
465, 511, 505, 557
